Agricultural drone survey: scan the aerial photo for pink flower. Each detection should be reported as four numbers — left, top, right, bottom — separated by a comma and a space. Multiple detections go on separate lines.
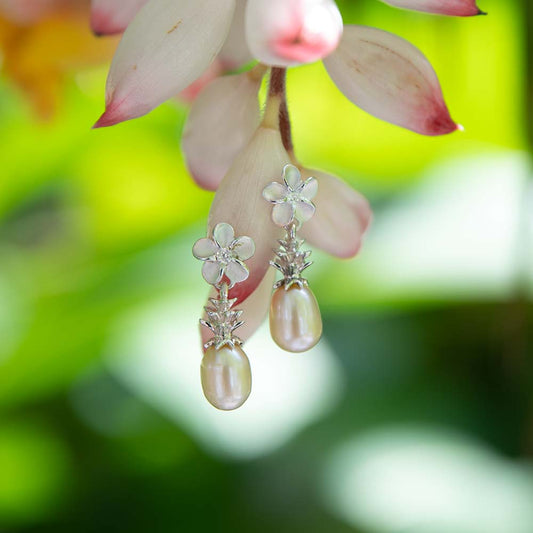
92, 0, 483, 131
90, 0, 483, 346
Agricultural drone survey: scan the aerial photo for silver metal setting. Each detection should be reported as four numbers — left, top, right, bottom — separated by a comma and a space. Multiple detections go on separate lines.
193, 223, 254, 350
263, 164, 318, 290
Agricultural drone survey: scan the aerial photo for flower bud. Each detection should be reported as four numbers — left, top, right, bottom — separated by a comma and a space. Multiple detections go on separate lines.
245, 0, 343, 67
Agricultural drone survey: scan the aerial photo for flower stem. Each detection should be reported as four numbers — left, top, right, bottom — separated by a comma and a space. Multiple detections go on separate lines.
279, 98, 294, 156
268, 67, 286, 97
262, 68, 285, 130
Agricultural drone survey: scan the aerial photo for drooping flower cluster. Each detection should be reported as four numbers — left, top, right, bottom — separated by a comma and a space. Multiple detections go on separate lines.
91, 0, 484, 346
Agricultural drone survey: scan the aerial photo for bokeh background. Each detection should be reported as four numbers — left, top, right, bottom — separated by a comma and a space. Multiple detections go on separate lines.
1, 0, 533, 531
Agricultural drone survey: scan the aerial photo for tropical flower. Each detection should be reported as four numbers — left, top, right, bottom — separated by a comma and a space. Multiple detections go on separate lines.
193, 222, 256, 288
263, 164, 318, 227
91, 0, 484, 347
92, 0, 483, 131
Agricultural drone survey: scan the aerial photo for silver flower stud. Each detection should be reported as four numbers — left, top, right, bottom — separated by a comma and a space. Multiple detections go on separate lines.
192, 222, 255, 288
262, 164, 318, 227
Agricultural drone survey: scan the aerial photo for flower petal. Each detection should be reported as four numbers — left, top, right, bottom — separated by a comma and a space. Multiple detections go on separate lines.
201, 268, 275, 348
208, 126, 289, 304
232, 236, 256, 261
294, 201, 316, 223
178, 59, 224, 104
245, 0, 343, 67
272, 203, 295, 227
323, 25, 459, 136
299, 168, 372, 258
299, 177, 318, 200
219, 0, 253, 69
202, 260, 223, 285
378, 0, 485, 16
90, 0, 148, 36
262, 182, 287, 203
192, 237, 218, 260
93, 0, 236, 128
283, 163, 302, 190
182, 71, 261, 191
225, 260, 249, 286
213, 222, 235, 248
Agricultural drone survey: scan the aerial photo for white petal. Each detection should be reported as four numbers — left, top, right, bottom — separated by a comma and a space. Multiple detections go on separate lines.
202, 261, 223, 285
201, 268, 276, 347
283, 164, 302, 190
232, 236, 256, 261
219, 0, 253, 69
213, 222, 235, 248
299, 169, 372, 258
245, 0, 343, 67
262, 182, 287, 203
225, 260, 249, 286
300, 177, 318, 200
90, 0, 148, 36
94, 0, 236, 127
378, 0, 484, 16
272, 203, 295, 227
182, 72, 261, 191
192, 238, 218, 260
294, 201, 316, 223
208, 126, 289, 303
323, 25, 459, 136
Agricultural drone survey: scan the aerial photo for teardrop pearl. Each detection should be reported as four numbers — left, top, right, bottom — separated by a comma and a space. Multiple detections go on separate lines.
269, 285, 323, 353
201, 344, 252, 411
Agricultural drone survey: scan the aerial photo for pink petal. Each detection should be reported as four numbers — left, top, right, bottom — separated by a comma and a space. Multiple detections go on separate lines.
245, 0, 343, 67
201, 269, 275, 349
379, 0, 485, 16
90, 0, 148, 36
299, 168, 372, 258
93, 0, 236, 128
323, 25, 459, 136
182, 71, 262, 191
219, 0, 254, 69
208, 126, 290, 305
178, 60, 225, 104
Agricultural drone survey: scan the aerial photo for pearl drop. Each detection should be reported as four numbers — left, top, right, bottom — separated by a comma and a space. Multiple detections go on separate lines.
201, 344, 252, 411
269, 284, 322, 353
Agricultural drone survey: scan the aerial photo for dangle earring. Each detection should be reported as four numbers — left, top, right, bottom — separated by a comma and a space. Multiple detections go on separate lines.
192, 222, 256, 410
263, 164, 322, 353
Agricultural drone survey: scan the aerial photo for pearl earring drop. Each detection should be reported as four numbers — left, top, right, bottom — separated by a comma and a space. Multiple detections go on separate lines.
192, 223, 256, 410
262, 164, 323, 352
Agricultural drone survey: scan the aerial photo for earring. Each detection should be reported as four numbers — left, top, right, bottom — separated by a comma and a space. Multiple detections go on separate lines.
262, 164, 322, 353
192, 222, 256, 410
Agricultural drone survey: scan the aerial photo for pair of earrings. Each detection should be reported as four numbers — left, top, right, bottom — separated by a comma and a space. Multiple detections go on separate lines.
192, 164, 322, 410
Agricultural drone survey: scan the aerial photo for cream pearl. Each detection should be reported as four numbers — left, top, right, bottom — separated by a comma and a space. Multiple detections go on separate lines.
201, 344, 252, 411
269, 284, 322, 353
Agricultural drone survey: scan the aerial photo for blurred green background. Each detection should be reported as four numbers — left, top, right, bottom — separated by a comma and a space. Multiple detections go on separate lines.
1, 0, 533, 531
